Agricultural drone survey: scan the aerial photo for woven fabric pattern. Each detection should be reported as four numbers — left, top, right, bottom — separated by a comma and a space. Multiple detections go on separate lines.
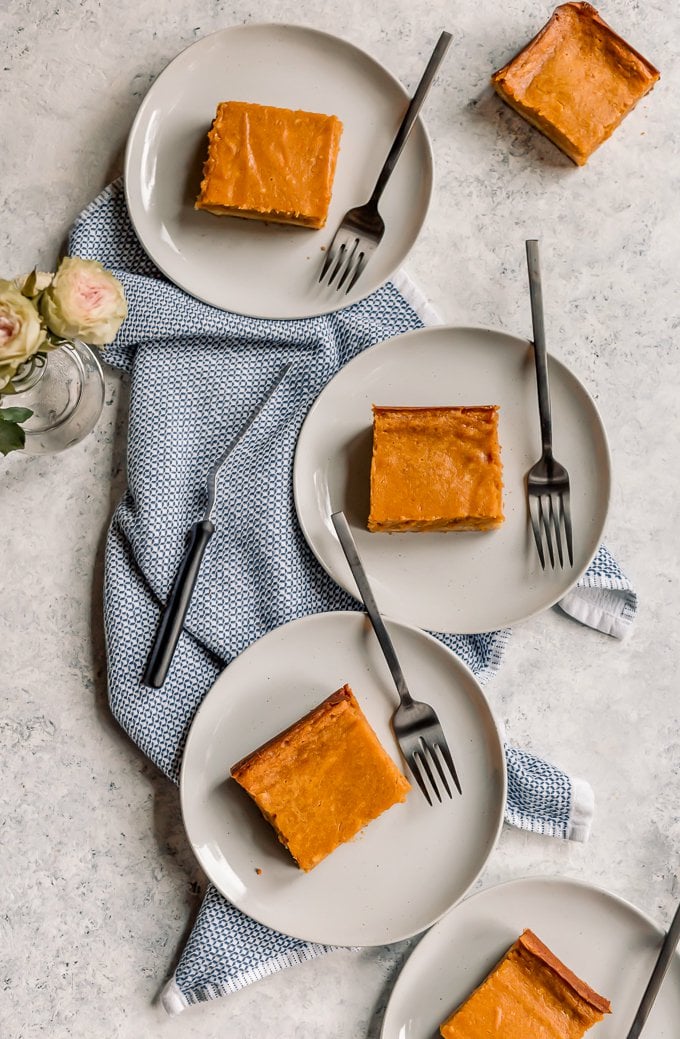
68, 181, 636, 1013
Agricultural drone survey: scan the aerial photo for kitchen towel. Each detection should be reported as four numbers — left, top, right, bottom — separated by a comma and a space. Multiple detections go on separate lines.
69, 180, 637, 1014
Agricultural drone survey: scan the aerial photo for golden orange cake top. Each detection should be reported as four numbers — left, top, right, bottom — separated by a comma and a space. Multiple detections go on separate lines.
440, 928, 611, 1039
491, 2, 660, 165
367, 405, 504, 533
230, 684, 410, 872
195, 100, 343, 228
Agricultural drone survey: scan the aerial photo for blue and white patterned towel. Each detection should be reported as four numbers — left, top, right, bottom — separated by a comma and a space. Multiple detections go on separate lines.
69, 181, 637, 1015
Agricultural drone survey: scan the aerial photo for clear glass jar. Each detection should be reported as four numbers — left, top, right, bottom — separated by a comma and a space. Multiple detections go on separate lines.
7, 340, 105, 454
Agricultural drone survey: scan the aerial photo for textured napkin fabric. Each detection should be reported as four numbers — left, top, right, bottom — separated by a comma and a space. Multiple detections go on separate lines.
70, 181, 637, 1014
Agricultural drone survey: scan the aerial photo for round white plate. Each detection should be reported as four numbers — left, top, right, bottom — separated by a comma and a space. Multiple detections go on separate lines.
293, 325, 611, 634
179, 611, 505, 946
124, 23, 433, 319
381, 876, 680, 1038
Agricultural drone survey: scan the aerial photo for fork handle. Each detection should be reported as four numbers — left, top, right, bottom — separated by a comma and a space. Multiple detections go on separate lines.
142, 519, 215, 689
526, 239, 553, 458
625, 899, 680, 1039
369, 31, 452, 206
331, 511, 412, 705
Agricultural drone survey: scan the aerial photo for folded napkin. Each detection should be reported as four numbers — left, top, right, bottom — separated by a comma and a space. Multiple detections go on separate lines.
70, 180, 637, 1014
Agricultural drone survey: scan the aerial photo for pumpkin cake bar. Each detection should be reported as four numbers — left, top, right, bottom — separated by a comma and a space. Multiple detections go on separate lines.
195, 100, 343, 228
367, 405, 504, 533
230, 684, 410, 872
491, 2, 660, 166
440, 929, 611, 1039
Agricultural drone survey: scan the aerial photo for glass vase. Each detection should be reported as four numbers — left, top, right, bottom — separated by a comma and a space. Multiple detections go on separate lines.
6, 340, 105, 454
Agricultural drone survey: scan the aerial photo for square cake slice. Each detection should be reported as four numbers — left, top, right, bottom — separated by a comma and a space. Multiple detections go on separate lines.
230, 684, 410, 871
491, 2, 659, 165
367, 405, 503, 533
440, 929, 611, 1038
195, 101, 343, 228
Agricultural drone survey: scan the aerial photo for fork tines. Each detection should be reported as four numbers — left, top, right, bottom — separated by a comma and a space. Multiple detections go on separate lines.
528, 490, 574, 570
407, 736, 462, 806
319, 232, 374, 293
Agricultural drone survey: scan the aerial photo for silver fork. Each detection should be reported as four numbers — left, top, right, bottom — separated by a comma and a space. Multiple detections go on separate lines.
525, 239, 574, 570
331, 510, 462, 804
319, 31, 452, 294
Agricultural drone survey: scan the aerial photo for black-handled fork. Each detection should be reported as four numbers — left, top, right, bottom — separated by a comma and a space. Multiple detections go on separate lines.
142, 366, 290, 689
142, 519, 215, 689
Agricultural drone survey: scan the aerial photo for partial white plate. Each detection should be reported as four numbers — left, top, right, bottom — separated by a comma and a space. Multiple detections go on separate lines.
293, 325, 611, 634
124, 23, 433, 319
381, 876, 680, 1038
179, 611, 505, 946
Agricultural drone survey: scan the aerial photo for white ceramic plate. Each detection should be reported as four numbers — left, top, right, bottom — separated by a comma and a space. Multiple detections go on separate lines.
179, 611, 505, 946
381, 876, 680, 1038
124, 23, 433, 319
293, 325, 611, 634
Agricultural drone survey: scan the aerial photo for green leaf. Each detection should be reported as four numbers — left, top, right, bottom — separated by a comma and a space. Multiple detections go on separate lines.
0, 421, 26, 455
0, 407, 33, 423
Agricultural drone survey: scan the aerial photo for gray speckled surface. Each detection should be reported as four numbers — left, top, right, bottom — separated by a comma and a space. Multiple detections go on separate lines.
2, 0, 680, 1035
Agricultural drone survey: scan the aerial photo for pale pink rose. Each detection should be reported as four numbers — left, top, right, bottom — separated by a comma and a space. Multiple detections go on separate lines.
0, 280, 46, 389
40, 257, 127, 346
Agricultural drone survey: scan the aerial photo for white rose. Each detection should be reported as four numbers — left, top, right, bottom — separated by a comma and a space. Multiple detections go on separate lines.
40, 256, 127, 346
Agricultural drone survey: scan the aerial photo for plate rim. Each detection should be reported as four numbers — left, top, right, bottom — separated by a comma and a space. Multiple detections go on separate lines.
178, 608, 507, 946
380, 873, 669, 1038
293, 322, 613, 633
123, 20, 435, 320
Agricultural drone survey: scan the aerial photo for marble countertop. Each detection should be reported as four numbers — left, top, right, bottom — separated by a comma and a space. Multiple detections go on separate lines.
2, 1, 680, 1036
